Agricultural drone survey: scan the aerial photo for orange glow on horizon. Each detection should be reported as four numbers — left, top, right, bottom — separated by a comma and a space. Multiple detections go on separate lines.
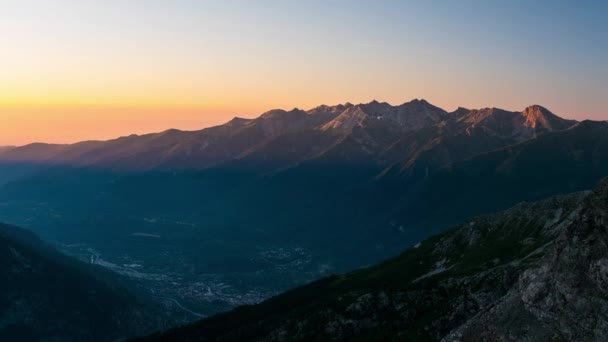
0, 1, 605, 146
0, 105, 260, 146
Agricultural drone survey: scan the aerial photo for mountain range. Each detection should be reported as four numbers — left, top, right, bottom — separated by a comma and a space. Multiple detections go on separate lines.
0, 100, 577, 175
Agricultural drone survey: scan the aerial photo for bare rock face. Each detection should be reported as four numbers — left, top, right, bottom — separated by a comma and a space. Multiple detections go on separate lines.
516, 185, 608, 340
444, 181, 608, 341
521, 105, 577, 131
320, 106, 369, 132
448, 105, 575, 143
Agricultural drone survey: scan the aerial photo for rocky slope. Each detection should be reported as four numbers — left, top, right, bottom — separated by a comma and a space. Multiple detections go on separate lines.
140, 179, 608, 341
379, 104, 577, 179
445, 179, 608, 341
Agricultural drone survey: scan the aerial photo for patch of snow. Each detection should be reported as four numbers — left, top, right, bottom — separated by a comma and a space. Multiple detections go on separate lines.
413, 258, 450, 283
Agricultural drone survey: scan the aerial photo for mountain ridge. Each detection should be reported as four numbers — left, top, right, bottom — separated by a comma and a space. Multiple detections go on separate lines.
0, 100, 578, 173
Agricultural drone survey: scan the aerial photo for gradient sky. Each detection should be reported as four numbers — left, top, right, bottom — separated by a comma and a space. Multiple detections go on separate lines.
1, 0, 607, 145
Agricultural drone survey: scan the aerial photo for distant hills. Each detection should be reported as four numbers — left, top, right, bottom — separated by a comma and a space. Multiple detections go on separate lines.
140, 178, 608, 341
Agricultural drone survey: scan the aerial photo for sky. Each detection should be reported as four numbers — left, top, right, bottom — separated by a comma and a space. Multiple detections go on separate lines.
1, 0, 607, 145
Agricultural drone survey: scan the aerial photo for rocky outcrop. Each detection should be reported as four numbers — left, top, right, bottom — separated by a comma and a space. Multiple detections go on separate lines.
445, 181, 608, 341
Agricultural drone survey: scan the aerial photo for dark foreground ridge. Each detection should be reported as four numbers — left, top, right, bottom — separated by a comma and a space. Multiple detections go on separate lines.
0, 223, 165, 341
139, 179, 608, 341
